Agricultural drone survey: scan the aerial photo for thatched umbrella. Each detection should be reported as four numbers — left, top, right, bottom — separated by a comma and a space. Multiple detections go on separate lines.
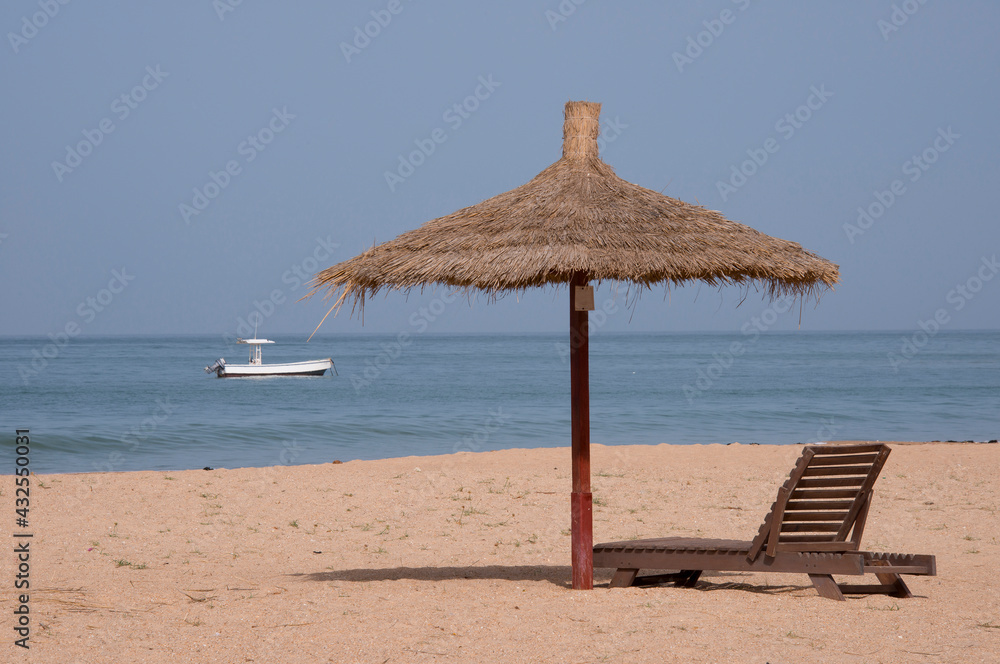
309, 101, 839, 590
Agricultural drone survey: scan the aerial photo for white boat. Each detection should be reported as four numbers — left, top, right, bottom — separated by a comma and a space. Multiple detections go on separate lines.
205, 338, 335, 378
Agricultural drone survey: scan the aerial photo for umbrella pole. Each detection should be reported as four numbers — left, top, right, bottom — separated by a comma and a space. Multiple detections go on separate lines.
569, 272, 593, 590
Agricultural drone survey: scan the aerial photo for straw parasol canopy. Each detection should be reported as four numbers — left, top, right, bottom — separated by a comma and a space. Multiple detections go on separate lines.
312, 101, 837, 308
309, 101, 839, 589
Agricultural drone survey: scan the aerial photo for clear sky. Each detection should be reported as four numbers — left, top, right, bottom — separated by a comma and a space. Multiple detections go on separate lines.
2, 1, 998, 337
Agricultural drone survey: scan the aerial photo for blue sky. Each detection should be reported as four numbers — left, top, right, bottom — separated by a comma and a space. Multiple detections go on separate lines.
2, 1, 998, 337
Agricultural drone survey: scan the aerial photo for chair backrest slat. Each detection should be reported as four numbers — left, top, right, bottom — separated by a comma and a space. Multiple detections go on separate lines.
784, 500, 854, 510
782, 511, 849, 521
778, 533, 838, 543
802, 464, 875, 477
796, 477, 866, 488
805, 443, 885, 454
808, 453, 879, 466
781, 522, 842, 533
790, 488, 863, 500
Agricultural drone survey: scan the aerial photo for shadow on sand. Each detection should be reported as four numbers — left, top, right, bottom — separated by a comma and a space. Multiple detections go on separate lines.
290, 564, 578, 588
290, 566, 811, 596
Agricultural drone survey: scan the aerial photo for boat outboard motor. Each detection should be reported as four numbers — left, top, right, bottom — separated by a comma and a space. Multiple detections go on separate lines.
204, 358, 226, 375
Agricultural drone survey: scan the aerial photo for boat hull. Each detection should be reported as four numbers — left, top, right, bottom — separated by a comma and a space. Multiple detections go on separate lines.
217, 358, 334, 378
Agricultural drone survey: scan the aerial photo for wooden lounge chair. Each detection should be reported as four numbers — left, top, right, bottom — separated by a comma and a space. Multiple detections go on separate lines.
593, 443, 936, 600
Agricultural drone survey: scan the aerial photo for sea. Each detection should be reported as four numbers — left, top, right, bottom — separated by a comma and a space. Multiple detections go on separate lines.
2, 331, 998, 474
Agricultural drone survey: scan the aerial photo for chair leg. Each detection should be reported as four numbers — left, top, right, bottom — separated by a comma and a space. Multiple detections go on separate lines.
610, 568, 638, 588
871, 559, 914, 598
679, 570, 702, 587
872, 572, 913, 598
809, 574, 846, 601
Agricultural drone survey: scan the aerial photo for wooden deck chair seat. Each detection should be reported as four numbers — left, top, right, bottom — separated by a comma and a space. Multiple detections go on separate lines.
593, 444, 936, 600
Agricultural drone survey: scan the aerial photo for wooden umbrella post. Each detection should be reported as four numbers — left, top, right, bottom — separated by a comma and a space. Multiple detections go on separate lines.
570, 271, 593, 590
563, 103, 600, 591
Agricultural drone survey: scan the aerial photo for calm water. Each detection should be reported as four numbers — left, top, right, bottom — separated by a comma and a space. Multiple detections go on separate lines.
2, 332, 997, 474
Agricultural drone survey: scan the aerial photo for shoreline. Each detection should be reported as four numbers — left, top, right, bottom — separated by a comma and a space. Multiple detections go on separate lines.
30, 439, 1000, 477
6, 441, 998, 662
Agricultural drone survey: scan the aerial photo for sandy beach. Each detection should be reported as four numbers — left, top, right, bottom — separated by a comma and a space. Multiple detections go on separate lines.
5, 442, 998, 663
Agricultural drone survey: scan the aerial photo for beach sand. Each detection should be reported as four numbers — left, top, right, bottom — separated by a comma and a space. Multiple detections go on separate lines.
5, 442, 998, 663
